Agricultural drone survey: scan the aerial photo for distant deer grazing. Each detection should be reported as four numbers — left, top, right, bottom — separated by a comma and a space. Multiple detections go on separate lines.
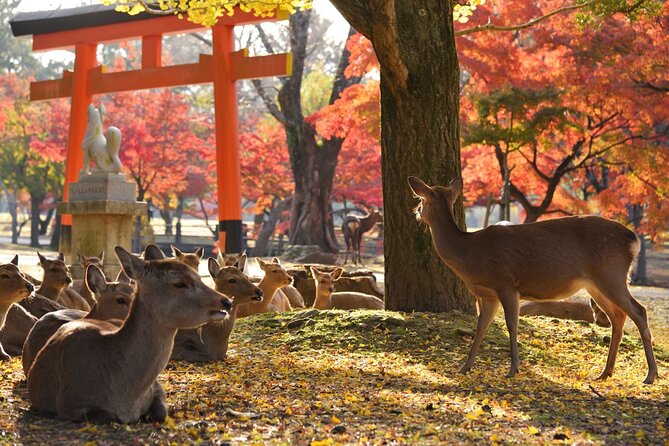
342, 209, 383, 265
22, 265, 135, 376
27, 246, 233, 423
236, 258, 293, 317
310, 267, 384, 310
0, 256, 35, 360
520, 299, 611, 327
172, 255, 263, 362
408, 176, 658, 384
172, 245, 204, 271
36, 252, 90, 312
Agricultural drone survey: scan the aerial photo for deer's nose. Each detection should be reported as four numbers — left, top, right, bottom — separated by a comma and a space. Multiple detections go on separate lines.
222, 297, 233, 311
255, 289, 263, 298
25, 282, 34, 292
65, 276, 72, 284
328, 287, 334, 293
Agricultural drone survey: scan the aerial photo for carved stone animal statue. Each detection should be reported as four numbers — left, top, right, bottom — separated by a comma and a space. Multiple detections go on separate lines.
222, 252, 304, 308
520, 299, 611, 328
310, 267, 384, 310
72, 252, 105, 307
236, 258, 292, 317
22, 264, 135, 377
171, 245, 204, 271
27, 246, 233, 423
0, 256, 35, 360
408, 176, 657, 384
342, 209, 383, 265
172, 255, 263, 362
36, 252, 90, 312
81, 104, 122, 175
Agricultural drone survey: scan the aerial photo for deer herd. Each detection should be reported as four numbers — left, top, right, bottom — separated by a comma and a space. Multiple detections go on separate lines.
0, 175, 660, 423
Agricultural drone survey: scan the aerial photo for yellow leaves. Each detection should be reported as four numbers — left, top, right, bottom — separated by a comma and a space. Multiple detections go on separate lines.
310, 439, 333, 446
128, 3, 146, 15
527, 426, 540, 435
635, 429, 645, 439
331, 415, 341, 424
452, 0, 486, 23
164, 416, 177, 430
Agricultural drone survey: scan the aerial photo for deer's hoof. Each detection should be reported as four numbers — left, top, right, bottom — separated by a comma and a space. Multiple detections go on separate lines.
458, 364, 472, 374
643, 371, 658, 385
595, 370, 612, 381
505, 368, 518, 378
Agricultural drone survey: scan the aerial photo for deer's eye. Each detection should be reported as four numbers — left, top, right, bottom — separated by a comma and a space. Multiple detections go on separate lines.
0, 274, 9, 280
228, 278, 238, 284
116, 298, 129, 305
173, 282, 188, 289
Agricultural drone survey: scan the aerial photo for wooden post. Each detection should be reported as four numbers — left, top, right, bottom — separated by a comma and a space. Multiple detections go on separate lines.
212, 23, 243, 253
60, 42, 97, 256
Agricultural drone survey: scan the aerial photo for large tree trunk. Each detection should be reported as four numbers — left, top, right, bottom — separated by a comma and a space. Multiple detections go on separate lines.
331, 0, 474, 312
29, 194, 43, 248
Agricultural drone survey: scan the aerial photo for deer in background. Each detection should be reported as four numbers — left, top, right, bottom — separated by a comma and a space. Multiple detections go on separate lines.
172, 245, 204, 271
342, 209, 383, 265
310, 266, 384, 310
36, 252, 90, 312
172, 255, 263, 362
0, 256, 35, 360
236, 258, 292, 317
520, 299, 611, 327
408, 176, 657, 384
27, 246, 233, 423
22, 264, 135, 376
72, 252, 105, 307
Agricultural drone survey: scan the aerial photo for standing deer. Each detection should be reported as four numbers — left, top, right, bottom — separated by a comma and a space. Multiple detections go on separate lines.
172, 255, 263, 362
27, 246, 233, 423
408, 176, 657, 384
22, 264, 135, 376
36, 252, 90, 312
0, 256, 35, 360
310, 266, 384, 310
342, 209, 383, 265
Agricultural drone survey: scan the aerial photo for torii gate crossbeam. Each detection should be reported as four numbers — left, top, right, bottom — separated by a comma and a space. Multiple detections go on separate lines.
10, 5, 291, 254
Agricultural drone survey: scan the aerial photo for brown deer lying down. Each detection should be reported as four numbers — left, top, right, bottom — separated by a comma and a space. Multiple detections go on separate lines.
36, 252, 90, 312
0, 304, 37, 357
0, 255, 35, 360
22, 265, 135, 376
310, 267, 384, 310
222, 252, 304, 308
18, 294, 66, 319
520, 299, 611, 327
172, 245, 204, 271
237, 258, 293, 317
27, 246, 233, 423
72, 252, 105, 307
408, 176, 658, 384
172, 255, 263, 362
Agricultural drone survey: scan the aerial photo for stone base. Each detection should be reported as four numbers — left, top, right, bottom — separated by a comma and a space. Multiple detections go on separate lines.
70, 172, 136, 202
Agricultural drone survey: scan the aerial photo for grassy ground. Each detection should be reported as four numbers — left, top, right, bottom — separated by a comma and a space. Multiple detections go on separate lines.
1, 307, 668, 445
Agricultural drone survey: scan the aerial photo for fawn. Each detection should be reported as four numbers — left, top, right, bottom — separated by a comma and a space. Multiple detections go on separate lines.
22, 264, 135, 376
221, 252, 304, 308
520, 299, 611, 327
27, 246, 233, 423
236, 258, 292, 317
36, 252, 90, 312
0, 255, 35, 360
342, 209, 383, 265
172, 255, 263, 362
171, 245, 204, 271
310, 266, 384, 310
408, 176, 658, 384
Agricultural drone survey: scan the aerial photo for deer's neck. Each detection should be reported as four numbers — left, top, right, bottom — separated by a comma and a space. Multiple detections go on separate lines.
429, 204, 468, 270
256, 278, 283, 311
113, 294, 177, 396
313, 285, 331, 310
360, 215, 377, 233
37, 278, 65, 300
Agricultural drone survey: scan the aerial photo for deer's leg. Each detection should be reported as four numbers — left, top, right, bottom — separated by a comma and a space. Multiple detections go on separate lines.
587, 288, 626, 381
459, 298, 499, 374
498, 290, 521, 378
147, 382, 168, 422
0, 343, 10, 361
356, 232, 364, 266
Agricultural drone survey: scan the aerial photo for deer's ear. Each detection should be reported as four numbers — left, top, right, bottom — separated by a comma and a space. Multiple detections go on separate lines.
195, 247, 204, 259
142, 244, 165, 260
86, 264, 107, 295
171, 245, 183, 258
57, 252, 65, 262
449, 177, 464, 196
99, 251, 105, 263
407, 176, 434, 199
115, 269, 131, 284
10, 255, 18, 266
309, 266, 321, 279
208, 257, 221, 278
271, 257, 280, 264
37, 252, 47, 265
257, 258, 268, 270
235, 254, 247, 272
332, 267, 344, 281
115, 246, 145, 281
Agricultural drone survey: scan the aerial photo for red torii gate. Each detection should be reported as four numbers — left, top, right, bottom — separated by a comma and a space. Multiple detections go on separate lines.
10, 5, 291, 254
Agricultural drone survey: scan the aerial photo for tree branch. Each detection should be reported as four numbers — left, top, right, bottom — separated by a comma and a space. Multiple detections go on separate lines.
251, 79, 294, 127
456, 0, 596, 36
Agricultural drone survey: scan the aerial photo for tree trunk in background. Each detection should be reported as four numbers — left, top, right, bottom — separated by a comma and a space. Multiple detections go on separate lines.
50, 213, 61, 250
39, 207, 55, 235
331, 0, 474, 312
160, 208, 173, 236
254, 197, 293, 257
29, 194, 43, 248
175, 196, 184, 245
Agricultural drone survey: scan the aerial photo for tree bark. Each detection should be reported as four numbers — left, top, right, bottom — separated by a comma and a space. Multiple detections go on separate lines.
29, 194, 43, 248
253, 197, 293, 257
331, 0, 474, 312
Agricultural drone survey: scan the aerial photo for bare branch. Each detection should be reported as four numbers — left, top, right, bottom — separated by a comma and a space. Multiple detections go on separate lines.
251, 79, 294, 127
456, 0, 596, 36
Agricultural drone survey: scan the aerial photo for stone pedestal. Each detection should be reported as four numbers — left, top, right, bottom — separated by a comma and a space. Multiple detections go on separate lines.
58, 172, 146, 279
